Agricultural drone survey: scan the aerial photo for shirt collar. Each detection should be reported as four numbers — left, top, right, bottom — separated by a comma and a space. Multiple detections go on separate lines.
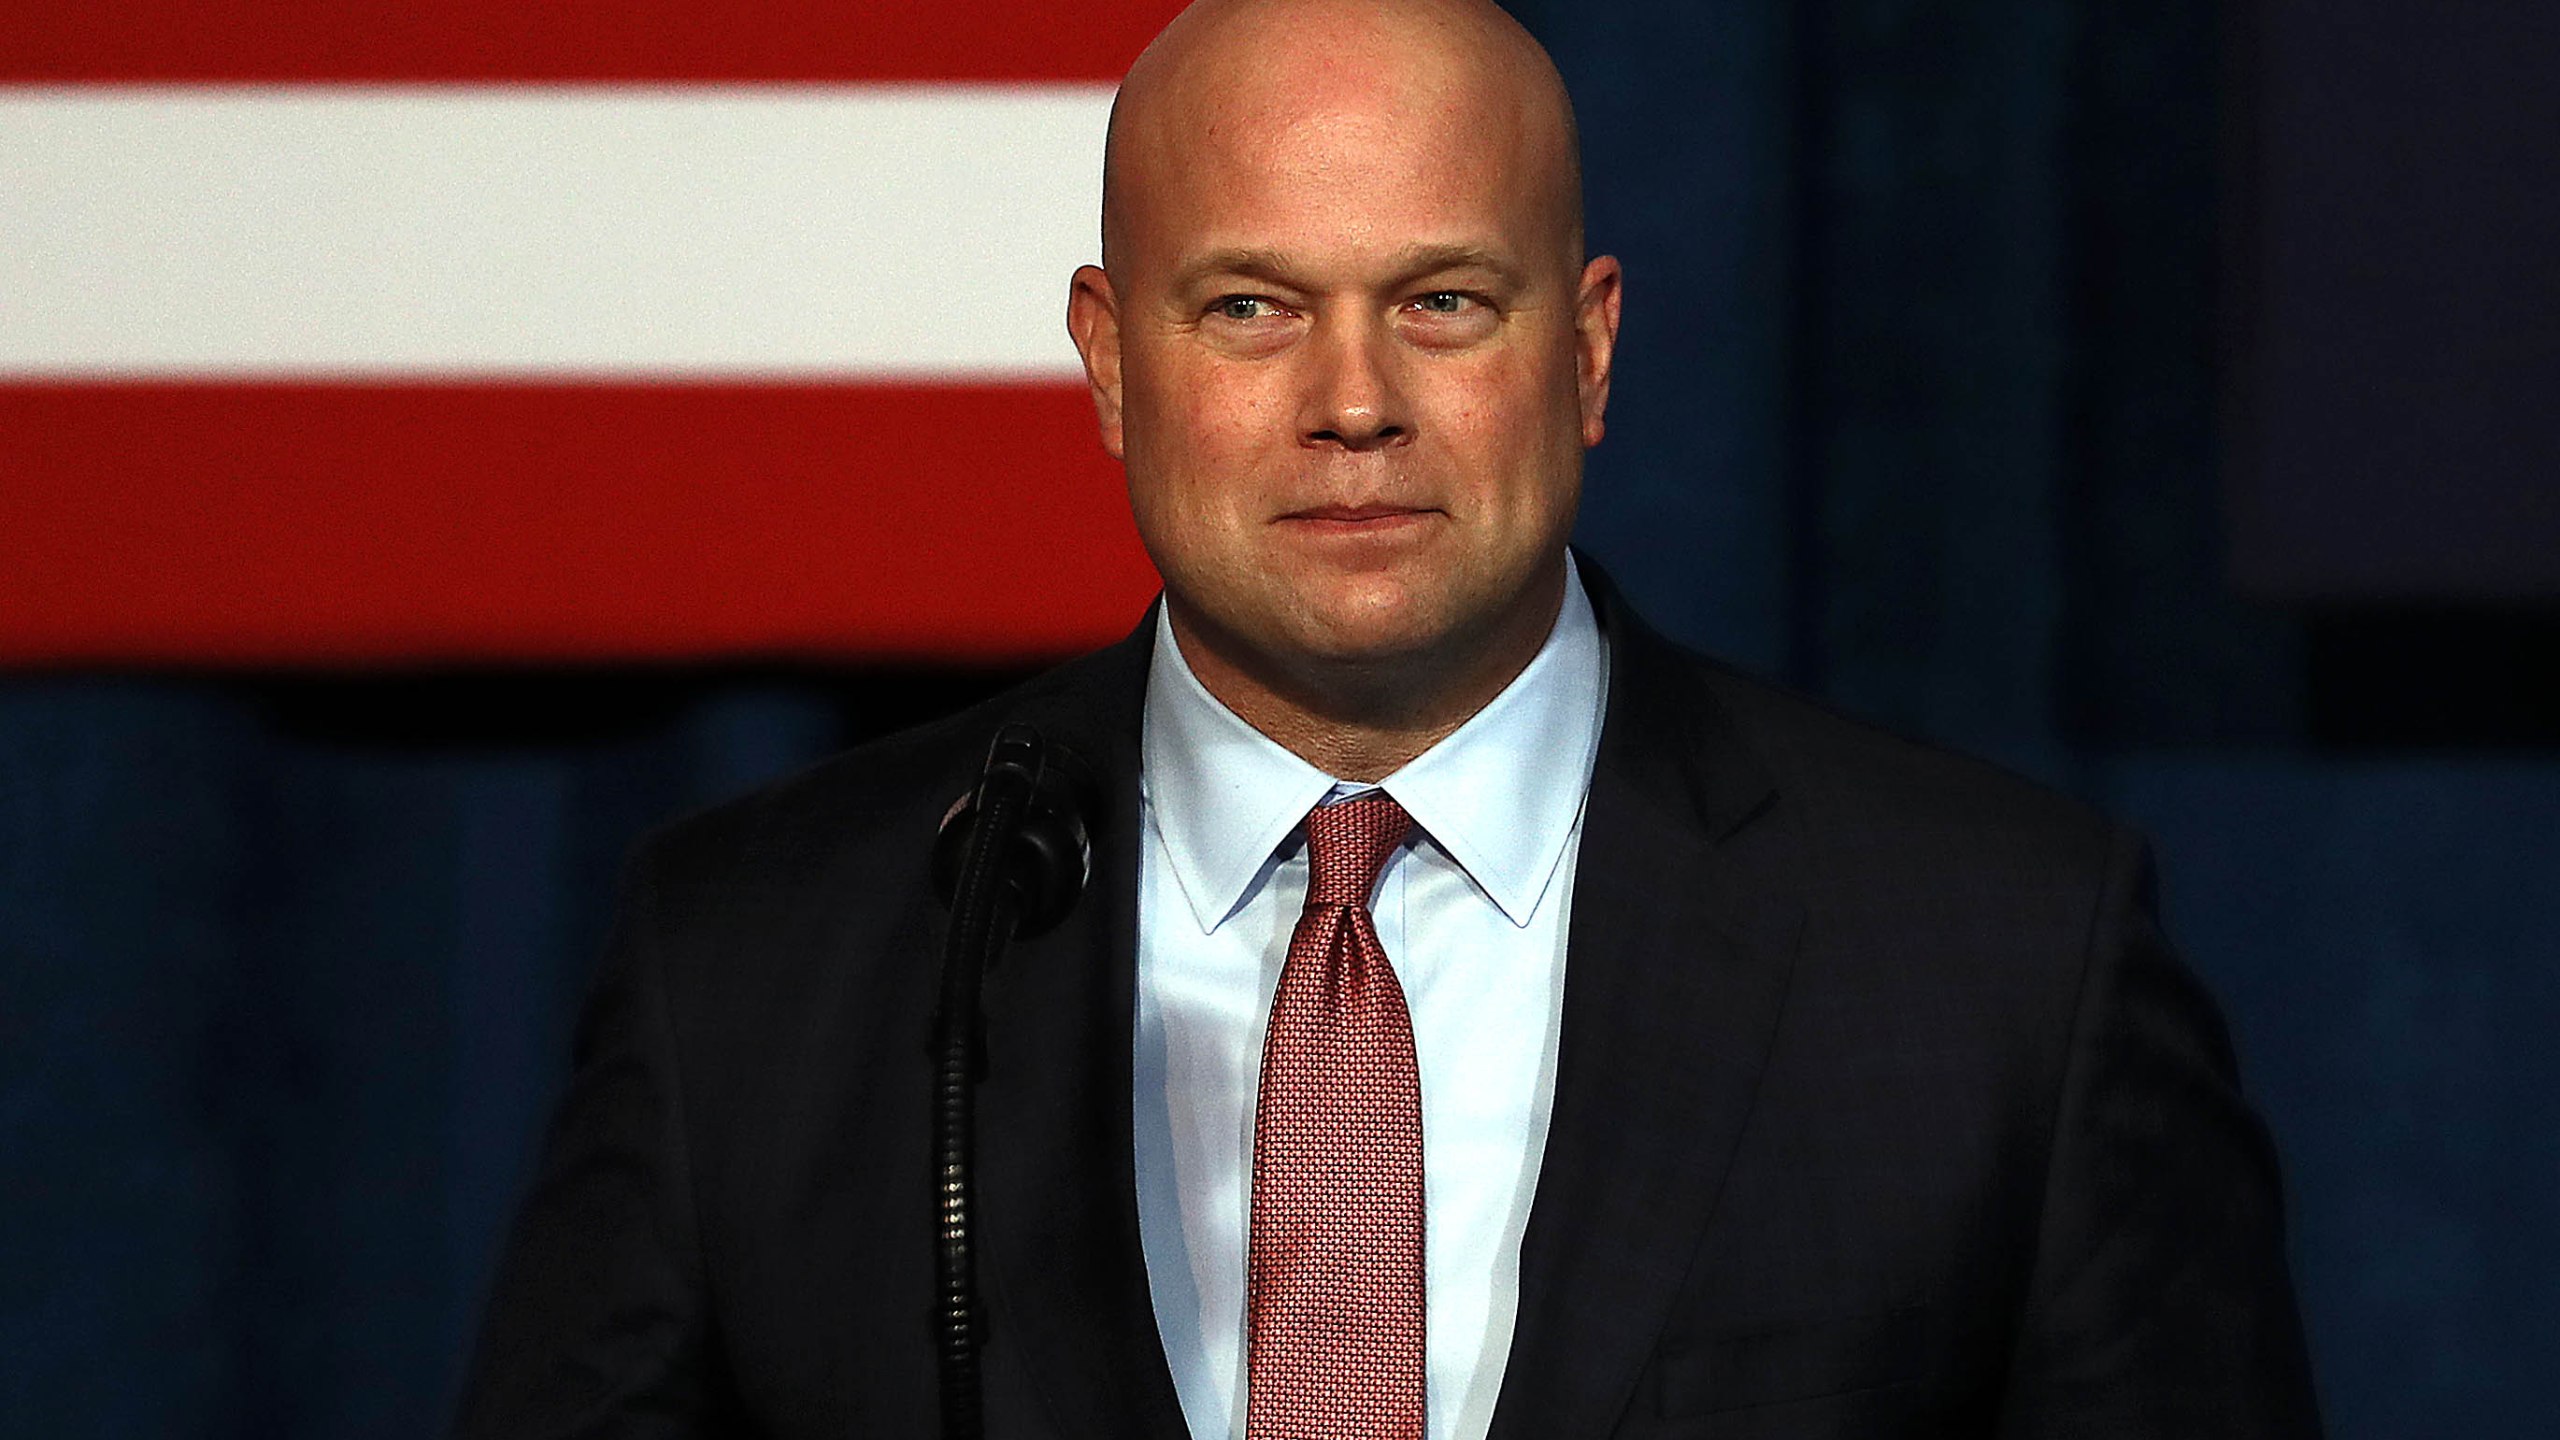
1141, 553, 1609, 933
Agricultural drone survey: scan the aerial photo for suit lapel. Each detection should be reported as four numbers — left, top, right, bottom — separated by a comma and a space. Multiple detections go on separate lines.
970, 614, 1194, 1440
1489, 588, 1805, 1439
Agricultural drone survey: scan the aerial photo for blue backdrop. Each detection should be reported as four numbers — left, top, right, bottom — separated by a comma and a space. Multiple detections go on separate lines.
4, 3, 2553, 1435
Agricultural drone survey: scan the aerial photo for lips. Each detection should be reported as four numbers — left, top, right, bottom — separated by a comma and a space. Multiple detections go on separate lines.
1272, 505, 1439, 548
1280, 503, 1434, 522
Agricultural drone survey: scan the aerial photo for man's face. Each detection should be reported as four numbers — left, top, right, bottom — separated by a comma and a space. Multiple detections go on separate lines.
1071, 46, 1619, 686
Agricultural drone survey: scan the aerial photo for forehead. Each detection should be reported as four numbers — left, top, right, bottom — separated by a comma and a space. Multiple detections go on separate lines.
1110, 40, 1566, 277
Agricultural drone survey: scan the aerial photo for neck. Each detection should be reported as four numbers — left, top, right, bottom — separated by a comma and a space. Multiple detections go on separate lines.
1167, 565, 1569, 783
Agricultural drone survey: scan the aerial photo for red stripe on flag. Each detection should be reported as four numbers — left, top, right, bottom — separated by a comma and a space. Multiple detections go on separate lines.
2, 1, 1187, 83
0, 383, 1160, 666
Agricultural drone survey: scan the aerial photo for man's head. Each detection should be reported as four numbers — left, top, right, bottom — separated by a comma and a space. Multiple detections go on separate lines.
1068, 0, 1621, 738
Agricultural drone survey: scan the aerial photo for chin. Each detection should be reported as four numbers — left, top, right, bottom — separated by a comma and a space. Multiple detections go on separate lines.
1285, 588, 1458, 669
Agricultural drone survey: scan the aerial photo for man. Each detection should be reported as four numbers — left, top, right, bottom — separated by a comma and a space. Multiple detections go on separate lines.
455, 0, 2322, 1436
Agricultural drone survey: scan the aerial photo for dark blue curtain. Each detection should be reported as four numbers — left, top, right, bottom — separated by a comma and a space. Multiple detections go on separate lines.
5, 4, 2553, 1436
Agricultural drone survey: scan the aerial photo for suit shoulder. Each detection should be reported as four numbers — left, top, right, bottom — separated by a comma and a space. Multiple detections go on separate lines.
1678, 651, 2121, 876
629, 645, 1132, 897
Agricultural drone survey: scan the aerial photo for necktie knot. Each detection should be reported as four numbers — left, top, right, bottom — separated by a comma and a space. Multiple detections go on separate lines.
1302, 793, 1411, 910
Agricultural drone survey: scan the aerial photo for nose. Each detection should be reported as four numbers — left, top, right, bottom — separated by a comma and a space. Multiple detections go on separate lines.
1299, 315, 1412, 453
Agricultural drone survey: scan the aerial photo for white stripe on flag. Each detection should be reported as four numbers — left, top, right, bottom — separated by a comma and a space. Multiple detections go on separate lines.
0, 85, 1114, 378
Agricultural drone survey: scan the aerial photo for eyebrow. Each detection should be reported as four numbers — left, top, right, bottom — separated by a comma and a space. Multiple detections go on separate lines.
1172, 243, 1529, 294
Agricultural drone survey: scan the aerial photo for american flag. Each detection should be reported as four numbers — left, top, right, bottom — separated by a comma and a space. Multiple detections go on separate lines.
1, 2, 1181, 664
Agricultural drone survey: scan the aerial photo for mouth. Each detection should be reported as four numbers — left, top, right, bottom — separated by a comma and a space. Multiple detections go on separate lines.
1275, 503, 1440, 534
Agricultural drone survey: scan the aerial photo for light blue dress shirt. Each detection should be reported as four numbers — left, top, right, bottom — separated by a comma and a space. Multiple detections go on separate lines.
1133, 556, 1609, 1440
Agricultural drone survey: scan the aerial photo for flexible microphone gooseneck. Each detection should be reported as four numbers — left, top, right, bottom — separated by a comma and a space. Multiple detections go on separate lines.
928, 724, 1091, 1440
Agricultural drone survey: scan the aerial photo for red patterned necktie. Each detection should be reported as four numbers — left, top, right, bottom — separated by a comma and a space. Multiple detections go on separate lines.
1245, 792, 1426, 1440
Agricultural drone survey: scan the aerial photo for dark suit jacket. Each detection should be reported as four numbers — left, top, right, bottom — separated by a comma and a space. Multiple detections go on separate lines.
453, 575, 2321, 1438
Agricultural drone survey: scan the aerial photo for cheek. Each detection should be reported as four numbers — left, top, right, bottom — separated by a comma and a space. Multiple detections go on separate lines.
1123, 377, 1277, 570
1422, 357, 1587, 554
1426, 354, 1560, 478
1132, 366, 1284, 496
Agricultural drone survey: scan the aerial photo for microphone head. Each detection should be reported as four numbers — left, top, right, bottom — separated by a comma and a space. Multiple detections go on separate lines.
932, 725, 1094, 939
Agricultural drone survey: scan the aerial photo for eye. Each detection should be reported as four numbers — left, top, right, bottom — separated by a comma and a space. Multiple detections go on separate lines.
1398, 289, 1498, 349
1212, 295, 1280, 322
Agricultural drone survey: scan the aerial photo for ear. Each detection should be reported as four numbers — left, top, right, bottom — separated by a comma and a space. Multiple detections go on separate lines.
1572, 255, 1624, 448
1066, 264, 1126, 460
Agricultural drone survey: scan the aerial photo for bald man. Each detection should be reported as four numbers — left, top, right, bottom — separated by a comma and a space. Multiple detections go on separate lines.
455, 3, 2321, 1437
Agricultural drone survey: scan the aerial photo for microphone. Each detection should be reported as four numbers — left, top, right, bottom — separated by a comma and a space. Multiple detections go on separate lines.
932, 724, 1093, 939
926, 723, 1092, 1440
